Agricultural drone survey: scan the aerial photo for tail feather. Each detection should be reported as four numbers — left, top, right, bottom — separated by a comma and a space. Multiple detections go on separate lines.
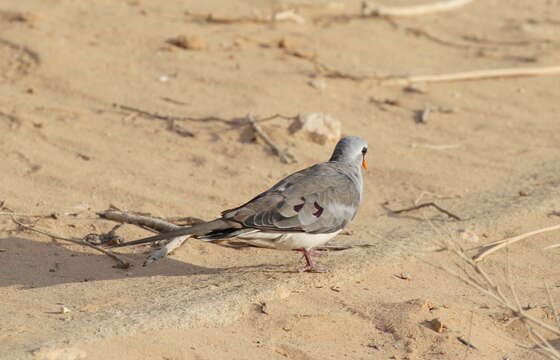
111, 219, 231, 248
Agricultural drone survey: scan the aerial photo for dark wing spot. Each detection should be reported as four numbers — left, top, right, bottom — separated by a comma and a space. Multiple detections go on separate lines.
293, 203, 304, 212
313, 202, 324, 217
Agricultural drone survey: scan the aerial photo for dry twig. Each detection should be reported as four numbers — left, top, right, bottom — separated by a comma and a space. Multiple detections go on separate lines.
247, 114, 296, 164
456, 336, 479, 351
113, 103, 195, 137
362, 0, 475, 18
417, 222, 560, 355
98, 210, 182, 233
405, 26, 471, 49
382, 66, 560, 86
313, 60, 385, 81
143, 235, 191, 266
11, 217, 130, 268
390, 202, 462, 221
185, 10, 305, 25
473, 224, 560, 262
99, 210, 191, 265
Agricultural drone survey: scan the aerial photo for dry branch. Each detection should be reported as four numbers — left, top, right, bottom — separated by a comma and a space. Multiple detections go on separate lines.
113, 103, 195, 137
12, 217, 130, 268
143, 236, 191, 266
390, 202, 462, 221
247, 114, 296, 164
472, 224, 560, 262
416, 224, 560, 347
382, 66, 560, 86
99, 210, 191, 265
313, 60, 385, 81
362, 0, 474, 18
98, 210, 181, 233
405, 27, 471, 49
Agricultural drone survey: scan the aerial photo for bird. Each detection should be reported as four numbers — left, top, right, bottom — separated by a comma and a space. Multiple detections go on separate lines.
112, 136, 368, 272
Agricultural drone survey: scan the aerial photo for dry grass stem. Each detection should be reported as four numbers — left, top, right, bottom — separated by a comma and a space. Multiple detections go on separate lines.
362, 0, 474, 18
473, 224, 560, 262
11, 216, 130, 269
545, 282, 560, 329
382, 66, 560, 86
419, 223, 560, 359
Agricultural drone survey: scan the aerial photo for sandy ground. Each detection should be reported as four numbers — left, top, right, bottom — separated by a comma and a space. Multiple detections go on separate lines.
1, 0, 560, 359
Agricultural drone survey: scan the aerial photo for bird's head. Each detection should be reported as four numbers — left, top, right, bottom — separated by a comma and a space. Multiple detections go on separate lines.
329, 136, 368, 169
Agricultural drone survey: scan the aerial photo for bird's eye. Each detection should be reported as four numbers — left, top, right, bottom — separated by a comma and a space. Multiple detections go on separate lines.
361, 147, 367, 155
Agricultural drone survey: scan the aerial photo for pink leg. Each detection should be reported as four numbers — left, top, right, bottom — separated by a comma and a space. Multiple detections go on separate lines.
296, 248, 327, 273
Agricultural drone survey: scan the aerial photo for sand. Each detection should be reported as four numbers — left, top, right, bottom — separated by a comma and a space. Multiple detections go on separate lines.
1, 0, 560, 359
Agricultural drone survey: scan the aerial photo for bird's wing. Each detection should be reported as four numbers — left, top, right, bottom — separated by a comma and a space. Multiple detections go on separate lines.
222, 162, 361, 234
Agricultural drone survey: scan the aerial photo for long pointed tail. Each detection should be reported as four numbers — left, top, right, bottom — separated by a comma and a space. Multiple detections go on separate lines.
111, 219, 230, 248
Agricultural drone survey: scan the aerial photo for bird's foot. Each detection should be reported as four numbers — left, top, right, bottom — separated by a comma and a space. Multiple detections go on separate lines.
297, 264, 328, 273
297, 248, 328, 273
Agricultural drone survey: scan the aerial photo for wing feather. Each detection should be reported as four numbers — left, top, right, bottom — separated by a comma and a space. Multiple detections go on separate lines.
222, 162, 361, 234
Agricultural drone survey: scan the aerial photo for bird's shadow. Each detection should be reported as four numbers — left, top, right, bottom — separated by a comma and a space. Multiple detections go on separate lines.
0, 236, 292, 289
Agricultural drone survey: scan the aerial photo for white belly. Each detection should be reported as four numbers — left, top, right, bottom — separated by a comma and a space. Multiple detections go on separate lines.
234, 230, 341, 250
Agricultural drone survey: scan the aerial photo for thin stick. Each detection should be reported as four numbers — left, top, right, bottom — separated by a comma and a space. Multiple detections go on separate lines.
12, 217, 130, 269
0, 212, 58, 218
185, 10, 305, 25
99, 210, 194, 266
545, 282, 560, 329
457, 336, 479, 351
316, 243, 374, 250
405, 27, 471, 49
114, 103, 299, 129
98, 210, 181, 232
113, 103, 195, 137
543, 243, 560, 250
422, 224, 560, 338
143, 236, 191, 266
419, 247, 560, 338
390, 202, 462, 221
461, 311, 477, 358
362, 0, 474, 18
472, 224, 560, 262
382, 66, 560, 86
247, 114, 296, 164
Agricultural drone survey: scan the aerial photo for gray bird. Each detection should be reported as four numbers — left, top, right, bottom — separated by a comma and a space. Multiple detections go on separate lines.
113, 136, 368, 272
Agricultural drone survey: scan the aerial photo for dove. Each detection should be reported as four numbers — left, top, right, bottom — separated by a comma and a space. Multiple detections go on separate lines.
113, 136, 368, 272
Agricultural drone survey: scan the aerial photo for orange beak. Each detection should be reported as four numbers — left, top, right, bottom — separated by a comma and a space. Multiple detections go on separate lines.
362, 158, 367, 169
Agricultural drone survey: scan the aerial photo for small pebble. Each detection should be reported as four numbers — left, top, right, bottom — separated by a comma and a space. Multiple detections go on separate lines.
430, 318, 445, 333
309, 78, 326, 90
168, 35, 206, 50
404, 83, 427, 94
